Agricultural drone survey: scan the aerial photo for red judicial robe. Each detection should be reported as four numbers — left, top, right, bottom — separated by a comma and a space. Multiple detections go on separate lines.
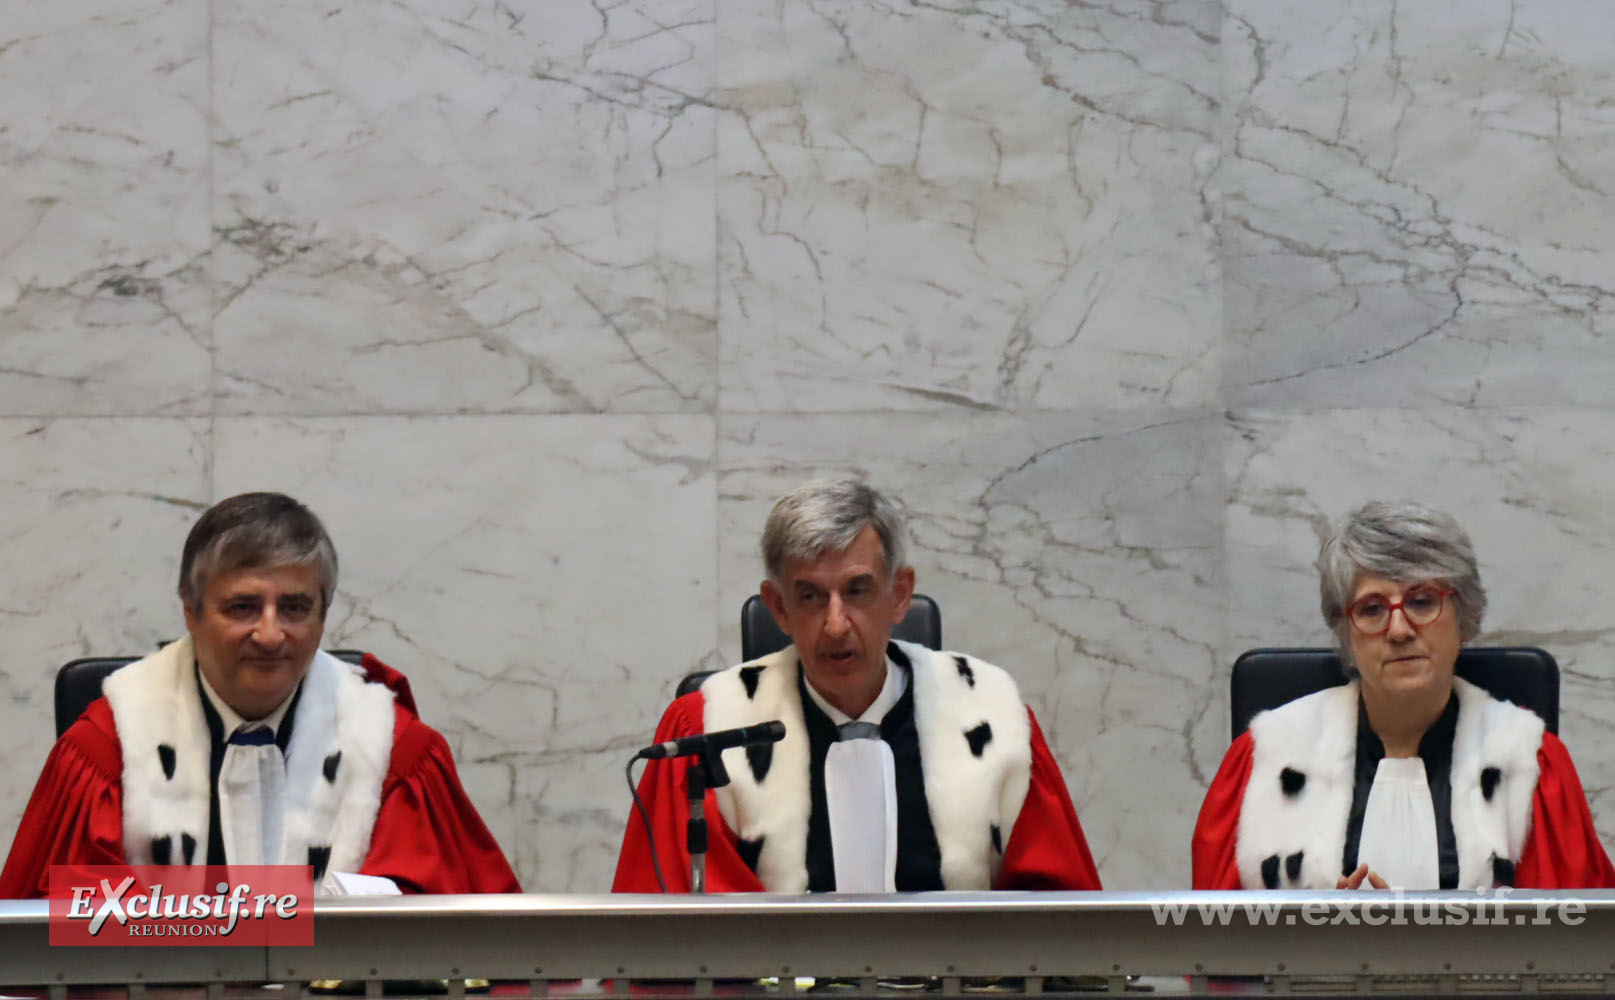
614, 644, 1100, 893
1193, 680, 1615, 890
0, 654, 520, 898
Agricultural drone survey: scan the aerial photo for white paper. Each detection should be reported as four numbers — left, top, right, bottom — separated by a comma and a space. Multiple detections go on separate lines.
321, 871, 403, 896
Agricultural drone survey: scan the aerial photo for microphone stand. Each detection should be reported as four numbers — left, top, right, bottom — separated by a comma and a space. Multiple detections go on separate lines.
685, 748, 731, 894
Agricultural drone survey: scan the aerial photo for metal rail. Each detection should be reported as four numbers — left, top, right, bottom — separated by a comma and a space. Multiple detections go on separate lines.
5, 891, 1615, 996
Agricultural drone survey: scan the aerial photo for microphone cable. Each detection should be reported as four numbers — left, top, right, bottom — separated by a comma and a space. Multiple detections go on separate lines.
625, 753, 669, 893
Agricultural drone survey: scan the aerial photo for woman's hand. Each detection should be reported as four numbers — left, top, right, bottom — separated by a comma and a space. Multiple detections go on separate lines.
1336, 863, 1389, 890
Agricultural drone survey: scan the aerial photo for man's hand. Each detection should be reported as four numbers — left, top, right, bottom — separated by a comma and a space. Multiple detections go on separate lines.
1336, 862, 1388, 890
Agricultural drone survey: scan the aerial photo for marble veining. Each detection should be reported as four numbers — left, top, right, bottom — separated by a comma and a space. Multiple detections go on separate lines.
1223, 0, 1615, 408
716, 0, 1223, 413
210, 0, 717, 415
0, 1, 213, 416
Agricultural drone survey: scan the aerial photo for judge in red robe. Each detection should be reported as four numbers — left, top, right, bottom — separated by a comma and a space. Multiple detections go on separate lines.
1, 492, 518, 898
614, 480, 1099, 893
1193, 501, 1615, 891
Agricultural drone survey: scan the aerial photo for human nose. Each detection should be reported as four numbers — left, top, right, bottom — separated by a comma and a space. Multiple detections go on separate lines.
251, 608, 286, 647
1385, 603, 1416, 640
823, 593, 850, 637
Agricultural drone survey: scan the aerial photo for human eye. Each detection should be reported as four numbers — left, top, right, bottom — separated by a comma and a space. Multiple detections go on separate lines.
279, 597, 315, 622
1404, 589, 1442, 614
1354, 597, 1389, 621
223, 598, 260, 620
795, 587, 822, 606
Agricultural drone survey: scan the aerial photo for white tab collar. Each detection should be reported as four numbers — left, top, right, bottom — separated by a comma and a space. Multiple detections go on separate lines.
803, 656, 908, 727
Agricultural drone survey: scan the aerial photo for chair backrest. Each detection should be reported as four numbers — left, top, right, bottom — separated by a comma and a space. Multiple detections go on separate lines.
55, 650, 368, 737
674, 595, 945, 698
1230, 646, 1559, 740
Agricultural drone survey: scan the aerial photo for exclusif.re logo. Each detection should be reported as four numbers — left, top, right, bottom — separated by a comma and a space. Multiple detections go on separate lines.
49, 866, 314, 946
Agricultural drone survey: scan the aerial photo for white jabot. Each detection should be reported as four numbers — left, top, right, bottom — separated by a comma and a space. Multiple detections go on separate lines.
198, 671, 295, 866
1357, 757, 1440, 890
803, 658, 907, 893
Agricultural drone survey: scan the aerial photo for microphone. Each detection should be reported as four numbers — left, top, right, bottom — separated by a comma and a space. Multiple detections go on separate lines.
637, 720, 787, 760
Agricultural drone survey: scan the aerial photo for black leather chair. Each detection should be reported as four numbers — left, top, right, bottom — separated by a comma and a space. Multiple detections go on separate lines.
55, 649, 368, 737
1230, 646, 1559, 740
675, 594, 944, 697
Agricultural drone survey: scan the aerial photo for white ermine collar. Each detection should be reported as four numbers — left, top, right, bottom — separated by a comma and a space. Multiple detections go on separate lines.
103, 637, 396, 885
1236, 678, 1543, 890
699, 639, 1032, 891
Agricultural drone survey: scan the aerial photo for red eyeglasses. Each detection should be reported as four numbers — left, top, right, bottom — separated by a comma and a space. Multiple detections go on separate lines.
1346, 585, 1455, 636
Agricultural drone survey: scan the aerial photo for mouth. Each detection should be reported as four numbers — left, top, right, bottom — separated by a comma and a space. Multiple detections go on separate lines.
1385, 654, 1427, 666
818, 650, 858, 665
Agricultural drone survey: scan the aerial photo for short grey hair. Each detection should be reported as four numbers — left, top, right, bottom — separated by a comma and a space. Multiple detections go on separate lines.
1317, 500, 1486, 671
761, 479, 907, 581
179, 492, 339, 617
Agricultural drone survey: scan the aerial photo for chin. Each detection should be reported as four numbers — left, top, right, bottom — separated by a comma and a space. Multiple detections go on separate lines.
1380, 660, 1448, 688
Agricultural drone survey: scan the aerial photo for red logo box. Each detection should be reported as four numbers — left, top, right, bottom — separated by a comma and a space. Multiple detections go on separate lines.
49, 865, 314, 946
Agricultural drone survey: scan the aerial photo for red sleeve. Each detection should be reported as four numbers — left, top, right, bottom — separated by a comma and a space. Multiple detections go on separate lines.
995, 709, 1102, 890
0, 700, 127, 898
612, 692, 766, 894
1514, 732, 1615, 889
359, 707, 521, 894
1192, 730, 1254, 890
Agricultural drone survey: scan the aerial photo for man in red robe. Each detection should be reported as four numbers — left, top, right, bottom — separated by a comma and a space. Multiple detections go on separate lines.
1, 492, 519, 898
614, 480, 1100, 893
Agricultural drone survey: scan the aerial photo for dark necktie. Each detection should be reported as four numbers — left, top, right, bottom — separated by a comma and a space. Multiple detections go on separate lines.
837, 721, 882, 741
228, 726, 277, 747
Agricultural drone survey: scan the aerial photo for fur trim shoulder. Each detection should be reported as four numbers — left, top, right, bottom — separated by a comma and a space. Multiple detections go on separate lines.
103, 640, 397, 881
700, 647, 811, 892
1238, 683, 1359, 889
1236, 679, 1546, 890
1449, 678, 1543, 887
904, 641, 1032, 889
104, 638, 212, 865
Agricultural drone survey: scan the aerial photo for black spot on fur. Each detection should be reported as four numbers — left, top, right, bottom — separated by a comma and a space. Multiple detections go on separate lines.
151, 835, 172, 866
1493, 856, 1516, 887
1260, 854, 1280, 890
181, 833, 196, 866
1481, 767, 1501, 802
955, 656, 975, 688
157, 744, 176, 780
990, 824, 1003, 854
308, 846, 332, 882
323, 751, 342, 783
737, 837, 764, 874
1286, 851, 1304, 883
965, 722, 993, 758
1280, 768, 1306, 798
746, 740, 773, 783
739, 665, 765, 700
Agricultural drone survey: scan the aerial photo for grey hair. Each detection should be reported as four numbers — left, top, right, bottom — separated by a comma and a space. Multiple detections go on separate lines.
1317, 500, 1486, 673
179, 492, 339, 617
761, 479, 907, 581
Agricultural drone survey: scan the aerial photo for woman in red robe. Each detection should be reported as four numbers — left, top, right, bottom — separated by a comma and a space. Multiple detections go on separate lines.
1193, 501, 1615, 891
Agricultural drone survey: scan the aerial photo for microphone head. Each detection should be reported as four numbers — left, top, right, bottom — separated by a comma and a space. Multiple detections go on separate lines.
761, 719, 787, 742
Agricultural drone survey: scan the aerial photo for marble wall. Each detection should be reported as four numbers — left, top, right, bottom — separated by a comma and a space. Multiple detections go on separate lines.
1, 0, 1611, 891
